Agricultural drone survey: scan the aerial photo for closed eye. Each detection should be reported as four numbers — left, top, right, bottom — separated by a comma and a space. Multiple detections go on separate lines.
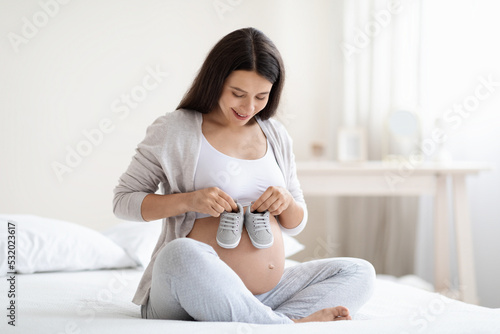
232, 92, 267, 100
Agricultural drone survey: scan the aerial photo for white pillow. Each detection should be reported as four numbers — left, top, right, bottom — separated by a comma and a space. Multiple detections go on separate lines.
102, 221, 305, 269
102, 220, 163, 268
282, 233, 305, 258
0, 215, 136, 276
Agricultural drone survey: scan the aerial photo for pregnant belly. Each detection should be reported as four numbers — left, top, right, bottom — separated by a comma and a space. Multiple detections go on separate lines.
187, 212, 285, 295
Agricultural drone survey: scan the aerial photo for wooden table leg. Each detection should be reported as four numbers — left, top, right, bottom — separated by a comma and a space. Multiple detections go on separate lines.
434, 174, 450, 294
452, 175, 479, 304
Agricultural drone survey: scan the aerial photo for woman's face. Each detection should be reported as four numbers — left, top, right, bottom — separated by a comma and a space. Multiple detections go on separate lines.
215, 70, 273, 126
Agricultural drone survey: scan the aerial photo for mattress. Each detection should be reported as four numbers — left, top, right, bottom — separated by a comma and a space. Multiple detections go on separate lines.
2, 268, 499, 334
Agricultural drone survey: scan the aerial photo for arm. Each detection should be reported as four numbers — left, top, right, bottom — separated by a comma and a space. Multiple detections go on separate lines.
140, 193, 191, 221
277, 121, 308, 235
277, 198, 304, 229
112, 145, 166, 222
251, 118, 308, 235
141, 189, 237, 222
113, 115, 186, 222
251, 186, 307, 236
113, 114, 237, 222
113, 145, 237, 222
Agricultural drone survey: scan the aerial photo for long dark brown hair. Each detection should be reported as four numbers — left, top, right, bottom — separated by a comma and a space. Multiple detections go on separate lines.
177, 27, 285, 120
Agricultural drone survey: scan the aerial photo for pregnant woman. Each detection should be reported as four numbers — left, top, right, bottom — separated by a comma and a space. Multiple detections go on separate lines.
113, 27, 375, 324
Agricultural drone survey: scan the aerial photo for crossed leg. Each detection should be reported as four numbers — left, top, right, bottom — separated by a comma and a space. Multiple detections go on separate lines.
143, 238, 375, 324
255, 257, 376, 322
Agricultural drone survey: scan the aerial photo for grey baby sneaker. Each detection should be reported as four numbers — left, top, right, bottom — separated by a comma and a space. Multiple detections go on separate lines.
244, 205, 273, 249
217, 202, 244, 249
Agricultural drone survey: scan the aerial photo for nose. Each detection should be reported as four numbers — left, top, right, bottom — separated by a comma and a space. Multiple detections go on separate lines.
241, 98, 255, 113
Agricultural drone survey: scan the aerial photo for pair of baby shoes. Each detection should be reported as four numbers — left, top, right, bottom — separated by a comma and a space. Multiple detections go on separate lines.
216, 202, 273, 249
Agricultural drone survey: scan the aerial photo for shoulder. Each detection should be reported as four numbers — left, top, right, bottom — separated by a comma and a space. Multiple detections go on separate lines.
144, 109, 201, 138
138, 109, 201, 154
258, 117, 292, 146
150, 109, 200, 130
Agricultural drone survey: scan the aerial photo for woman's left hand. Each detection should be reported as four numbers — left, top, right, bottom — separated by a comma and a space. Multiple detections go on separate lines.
251, 186, 293, 216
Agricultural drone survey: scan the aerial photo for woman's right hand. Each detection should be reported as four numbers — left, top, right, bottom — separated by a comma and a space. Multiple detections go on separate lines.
188, 187, 237, 217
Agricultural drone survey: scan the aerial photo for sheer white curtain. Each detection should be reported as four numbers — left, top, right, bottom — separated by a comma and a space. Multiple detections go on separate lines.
337, 0, 422, 275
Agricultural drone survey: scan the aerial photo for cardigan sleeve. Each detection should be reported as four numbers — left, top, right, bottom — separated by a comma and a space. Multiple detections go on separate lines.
271, 119, 308, 236
112, 116, 169, 222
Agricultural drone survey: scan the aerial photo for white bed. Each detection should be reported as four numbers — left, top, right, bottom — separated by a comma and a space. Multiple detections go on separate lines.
1, 215, 499, 334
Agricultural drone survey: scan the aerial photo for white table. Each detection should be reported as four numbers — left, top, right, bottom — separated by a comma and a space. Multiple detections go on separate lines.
296, 160, 492, 304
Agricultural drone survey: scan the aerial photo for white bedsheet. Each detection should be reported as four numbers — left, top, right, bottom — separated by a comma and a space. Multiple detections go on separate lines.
2, 269, 499, 334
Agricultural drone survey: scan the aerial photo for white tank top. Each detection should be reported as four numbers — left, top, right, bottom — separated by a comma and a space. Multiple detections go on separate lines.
194, 134, 286, 218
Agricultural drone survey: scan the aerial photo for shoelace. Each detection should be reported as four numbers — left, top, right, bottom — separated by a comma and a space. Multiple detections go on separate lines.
219, 214, 240, 233
252, 215, 270, 232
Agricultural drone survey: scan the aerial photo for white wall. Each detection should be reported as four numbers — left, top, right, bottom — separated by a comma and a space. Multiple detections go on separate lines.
0, 0, 341, 229
1, 0, 498, 308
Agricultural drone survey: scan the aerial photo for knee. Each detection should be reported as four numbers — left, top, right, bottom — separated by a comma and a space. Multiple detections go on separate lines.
154, 238, 214, 273
351, 258, 376, 298
163, 237, 201, 256
156, 238, 201, 263
354, 258, 376, 279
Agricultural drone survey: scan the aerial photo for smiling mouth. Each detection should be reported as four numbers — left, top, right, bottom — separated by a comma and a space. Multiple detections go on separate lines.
232, 108, 250, 120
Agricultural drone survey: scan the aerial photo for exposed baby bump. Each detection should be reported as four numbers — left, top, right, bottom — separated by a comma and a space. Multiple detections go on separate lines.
187, 215, 285, 294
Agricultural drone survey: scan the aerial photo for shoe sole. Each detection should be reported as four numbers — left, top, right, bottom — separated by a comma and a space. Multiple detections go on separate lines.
217, 235, 242, 249
247, 235, 274, 249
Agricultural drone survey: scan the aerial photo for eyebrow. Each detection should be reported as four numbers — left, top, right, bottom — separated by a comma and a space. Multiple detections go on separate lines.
229, 86, 270, 95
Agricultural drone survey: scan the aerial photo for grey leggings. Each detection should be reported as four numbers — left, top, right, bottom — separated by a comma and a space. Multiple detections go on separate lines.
141, 238, 375, 324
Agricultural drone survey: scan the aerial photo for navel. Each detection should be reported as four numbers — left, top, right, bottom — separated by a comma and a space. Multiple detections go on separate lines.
268, 264, 275, 270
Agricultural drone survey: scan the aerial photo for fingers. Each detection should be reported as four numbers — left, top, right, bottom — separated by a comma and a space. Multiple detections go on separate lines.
208, 201, 226, 217
251, 186, 292, 215
218, 191, 238, 212
195, 187, 237, 217
209, 190, 234, 216
251, 188, 271, 212
195, 186, 296, 217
